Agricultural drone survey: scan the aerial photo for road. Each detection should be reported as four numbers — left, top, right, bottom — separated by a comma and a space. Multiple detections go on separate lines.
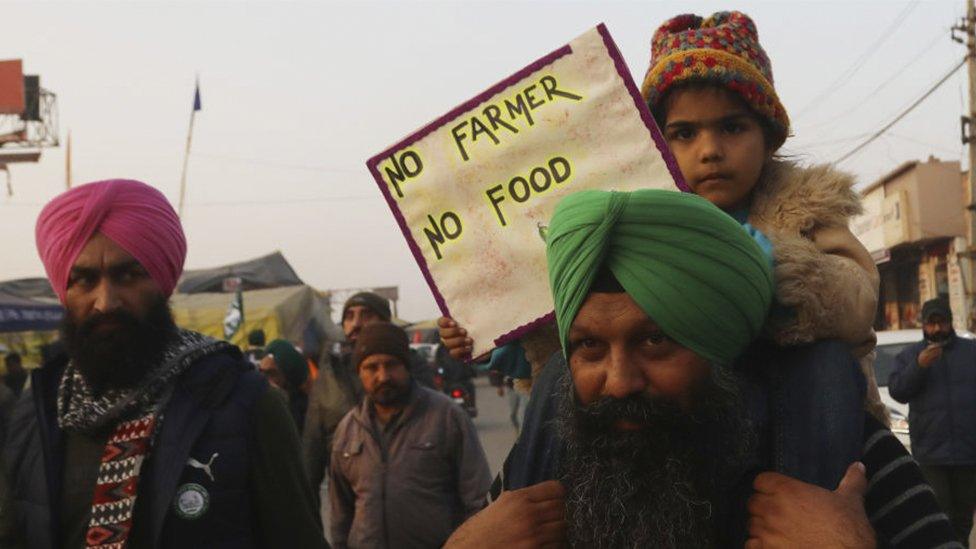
472, 373, 521, 477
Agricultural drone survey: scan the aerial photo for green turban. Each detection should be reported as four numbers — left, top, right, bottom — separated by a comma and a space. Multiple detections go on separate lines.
266, 339, 308, 389
546, 189, 774, 365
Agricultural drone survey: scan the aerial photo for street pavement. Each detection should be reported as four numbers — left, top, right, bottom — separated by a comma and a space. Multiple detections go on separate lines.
472, 373, 520, 477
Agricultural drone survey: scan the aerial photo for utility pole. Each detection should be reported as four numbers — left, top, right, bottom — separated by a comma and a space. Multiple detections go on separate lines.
954, 0, 976, 329
956, 0, 976, 239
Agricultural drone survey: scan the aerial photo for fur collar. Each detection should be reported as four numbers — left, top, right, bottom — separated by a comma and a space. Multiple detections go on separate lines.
748, 160, 862, 236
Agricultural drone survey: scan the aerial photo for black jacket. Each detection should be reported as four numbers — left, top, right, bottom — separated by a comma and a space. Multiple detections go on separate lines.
890, 335, 976, 465
1, 348, 268, 548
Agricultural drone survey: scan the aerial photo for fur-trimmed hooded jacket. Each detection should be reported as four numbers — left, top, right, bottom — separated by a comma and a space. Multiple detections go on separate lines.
749, 160, 880, 356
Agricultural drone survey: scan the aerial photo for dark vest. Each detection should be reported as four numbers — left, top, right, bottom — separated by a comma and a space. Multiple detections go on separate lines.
2, 348, 268, 549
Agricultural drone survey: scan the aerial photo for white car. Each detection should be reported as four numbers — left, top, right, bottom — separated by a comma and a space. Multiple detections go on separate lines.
873, 329, 976, 453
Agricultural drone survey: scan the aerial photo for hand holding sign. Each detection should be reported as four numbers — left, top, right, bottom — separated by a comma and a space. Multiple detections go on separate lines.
368, 24, 684, 358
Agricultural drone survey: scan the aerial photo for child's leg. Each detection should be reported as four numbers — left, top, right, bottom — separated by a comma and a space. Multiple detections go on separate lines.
768, 339, 867, 489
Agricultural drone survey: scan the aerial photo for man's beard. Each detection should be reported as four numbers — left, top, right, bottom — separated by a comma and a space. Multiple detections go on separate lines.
60, 296, 178, 393
370, 377, 411, 407
558, 367, 754, 548
925, 327, 955, 344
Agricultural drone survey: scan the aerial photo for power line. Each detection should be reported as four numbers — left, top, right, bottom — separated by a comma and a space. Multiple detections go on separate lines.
193, 152, 363, 174
795, 0, 920, 120
834, 56, 966, 165
801, 28, 948, 132
887, 131, 963, 157
190, 195, 376, 207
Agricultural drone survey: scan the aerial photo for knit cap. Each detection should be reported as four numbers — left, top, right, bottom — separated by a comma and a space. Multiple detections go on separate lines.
641, 11, 790, 150
343, 292, 392, 322
921, 298, 952, 323
352, 322, 412, 369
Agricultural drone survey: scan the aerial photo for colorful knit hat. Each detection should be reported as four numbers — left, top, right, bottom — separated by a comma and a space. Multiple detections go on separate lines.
641, 11, 790, 150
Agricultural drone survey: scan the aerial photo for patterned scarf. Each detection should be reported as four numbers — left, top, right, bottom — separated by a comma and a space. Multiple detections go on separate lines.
57, 329, 232, 548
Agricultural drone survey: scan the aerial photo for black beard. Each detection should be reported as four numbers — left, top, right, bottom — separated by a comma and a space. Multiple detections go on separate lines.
925, 328, 954, 344
558, 367, 754, 548
60, 296, 177, 393
370, 378, 412, 407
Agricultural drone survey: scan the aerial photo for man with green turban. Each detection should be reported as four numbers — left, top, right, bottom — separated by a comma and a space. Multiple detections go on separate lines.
445, 189, 904, 548
547, 189, 774, 366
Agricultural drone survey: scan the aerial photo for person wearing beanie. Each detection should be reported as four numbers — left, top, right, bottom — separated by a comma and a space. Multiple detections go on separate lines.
261, 339, 311, 430
446, 191, 956, 548
0, 180, 326, 548
891, 298, 976, 540
641, 10, 888, 423
329, 323, 491, 548
303, 290, 398, 514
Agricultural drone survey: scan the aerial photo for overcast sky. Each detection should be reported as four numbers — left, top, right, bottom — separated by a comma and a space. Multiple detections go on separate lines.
1, 0, 968, 321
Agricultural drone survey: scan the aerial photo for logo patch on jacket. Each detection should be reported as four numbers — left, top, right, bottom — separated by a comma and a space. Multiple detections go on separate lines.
174, 483, 210, 520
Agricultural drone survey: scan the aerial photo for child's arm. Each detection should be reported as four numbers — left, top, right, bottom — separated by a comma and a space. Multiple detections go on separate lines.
768, 226, 879, 354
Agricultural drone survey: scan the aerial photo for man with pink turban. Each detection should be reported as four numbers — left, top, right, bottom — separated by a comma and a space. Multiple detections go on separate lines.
0, 180, 328, 549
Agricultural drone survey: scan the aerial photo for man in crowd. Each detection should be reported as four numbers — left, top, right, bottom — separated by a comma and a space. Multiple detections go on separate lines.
0, 179, 326, 548
304, 291, 390, 500
330, 322, 491, 548
447, 189, 956, 548
4, 352, 27, 397
260, 338, 311, 430
244, 328, 267, 369
890, 297, 976, 541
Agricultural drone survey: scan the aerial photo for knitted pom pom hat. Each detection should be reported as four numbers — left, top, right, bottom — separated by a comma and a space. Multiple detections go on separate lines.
641, 11, 790, 150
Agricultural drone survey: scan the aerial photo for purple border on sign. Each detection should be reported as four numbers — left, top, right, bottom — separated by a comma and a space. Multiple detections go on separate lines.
365, 39, 574, 322
595, 24, 690, 192
365, 23, 688, 354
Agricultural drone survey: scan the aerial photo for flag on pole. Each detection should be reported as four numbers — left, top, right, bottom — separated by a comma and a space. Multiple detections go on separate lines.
193, 78, 202, 112
223, 289, 243, 340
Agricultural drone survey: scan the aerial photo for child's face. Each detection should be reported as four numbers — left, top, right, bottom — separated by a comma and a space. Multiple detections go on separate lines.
662, 87, 770, 211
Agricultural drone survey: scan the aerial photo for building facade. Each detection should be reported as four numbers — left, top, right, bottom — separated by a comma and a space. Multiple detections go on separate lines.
851, 157, 971, 332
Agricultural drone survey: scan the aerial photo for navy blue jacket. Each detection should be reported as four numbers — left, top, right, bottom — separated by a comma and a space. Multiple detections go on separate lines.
890, 335, 976, 465
2, 347, 268, 549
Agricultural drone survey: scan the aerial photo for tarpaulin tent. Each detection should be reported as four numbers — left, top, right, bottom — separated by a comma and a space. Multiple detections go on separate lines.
0, 278, 62, 369
178, 251, 303, 294
170, 285, 341, 356
0, 290, 62, 333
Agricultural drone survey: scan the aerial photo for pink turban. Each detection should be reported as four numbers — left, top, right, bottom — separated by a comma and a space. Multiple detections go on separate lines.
35, 179, 187, 303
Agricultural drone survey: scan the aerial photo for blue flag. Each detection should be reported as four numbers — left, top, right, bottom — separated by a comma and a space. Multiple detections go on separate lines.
193, 80, 202, 112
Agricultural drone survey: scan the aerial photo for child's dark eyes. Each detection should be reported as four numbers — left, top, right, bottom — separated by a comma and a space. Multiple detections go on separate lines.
722, 121, 746, 134
668, 128, 695, 141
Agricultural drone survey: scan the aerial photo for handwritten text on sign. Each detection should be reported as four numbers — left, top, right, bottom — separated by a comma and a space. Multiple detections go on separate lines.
367, 25, 682, 359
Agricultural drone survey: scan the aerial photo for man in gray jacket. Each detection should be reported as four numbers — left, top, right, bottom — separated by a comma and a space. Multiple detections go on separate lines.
329, 322, 491, 548
890, 297, 976, 540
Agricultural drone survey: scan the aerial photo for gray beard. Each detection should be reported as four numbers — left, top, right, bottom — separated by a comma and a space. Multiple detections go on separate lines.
557, 366, 754, 548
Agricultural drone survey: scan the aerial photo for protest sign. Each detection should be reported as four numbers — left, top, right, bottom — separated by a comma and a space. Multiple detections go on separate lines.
367, 24, 687, 358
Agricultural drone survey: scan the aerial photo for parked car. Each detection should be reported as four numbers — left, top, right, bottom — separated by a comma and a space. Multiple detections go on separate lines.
873, 328, 976, 453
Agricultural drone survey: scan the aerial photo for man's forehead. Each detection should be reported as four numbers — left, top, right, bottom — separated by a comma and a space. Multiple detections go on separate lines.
71, 233, 139, 270
345, 304, 376, 316
571, 292, 660, 331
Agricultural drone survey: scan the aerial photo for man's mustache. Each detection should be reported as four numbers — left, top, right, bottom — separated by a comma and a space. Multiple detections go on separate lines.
575, 394, 684, 432
77, 310, 139, 337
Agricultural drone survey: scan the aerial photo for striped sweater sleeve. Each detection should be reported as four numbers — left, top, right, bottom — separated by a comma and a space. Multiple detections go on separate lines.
862, 414, 961, 548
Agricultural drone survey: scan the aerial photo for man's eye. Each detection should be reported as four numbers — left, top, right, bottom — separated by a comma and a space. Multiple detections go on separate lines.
568, 337, 600, 355
69, 275, 93, 288
645, 331, 669, 345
